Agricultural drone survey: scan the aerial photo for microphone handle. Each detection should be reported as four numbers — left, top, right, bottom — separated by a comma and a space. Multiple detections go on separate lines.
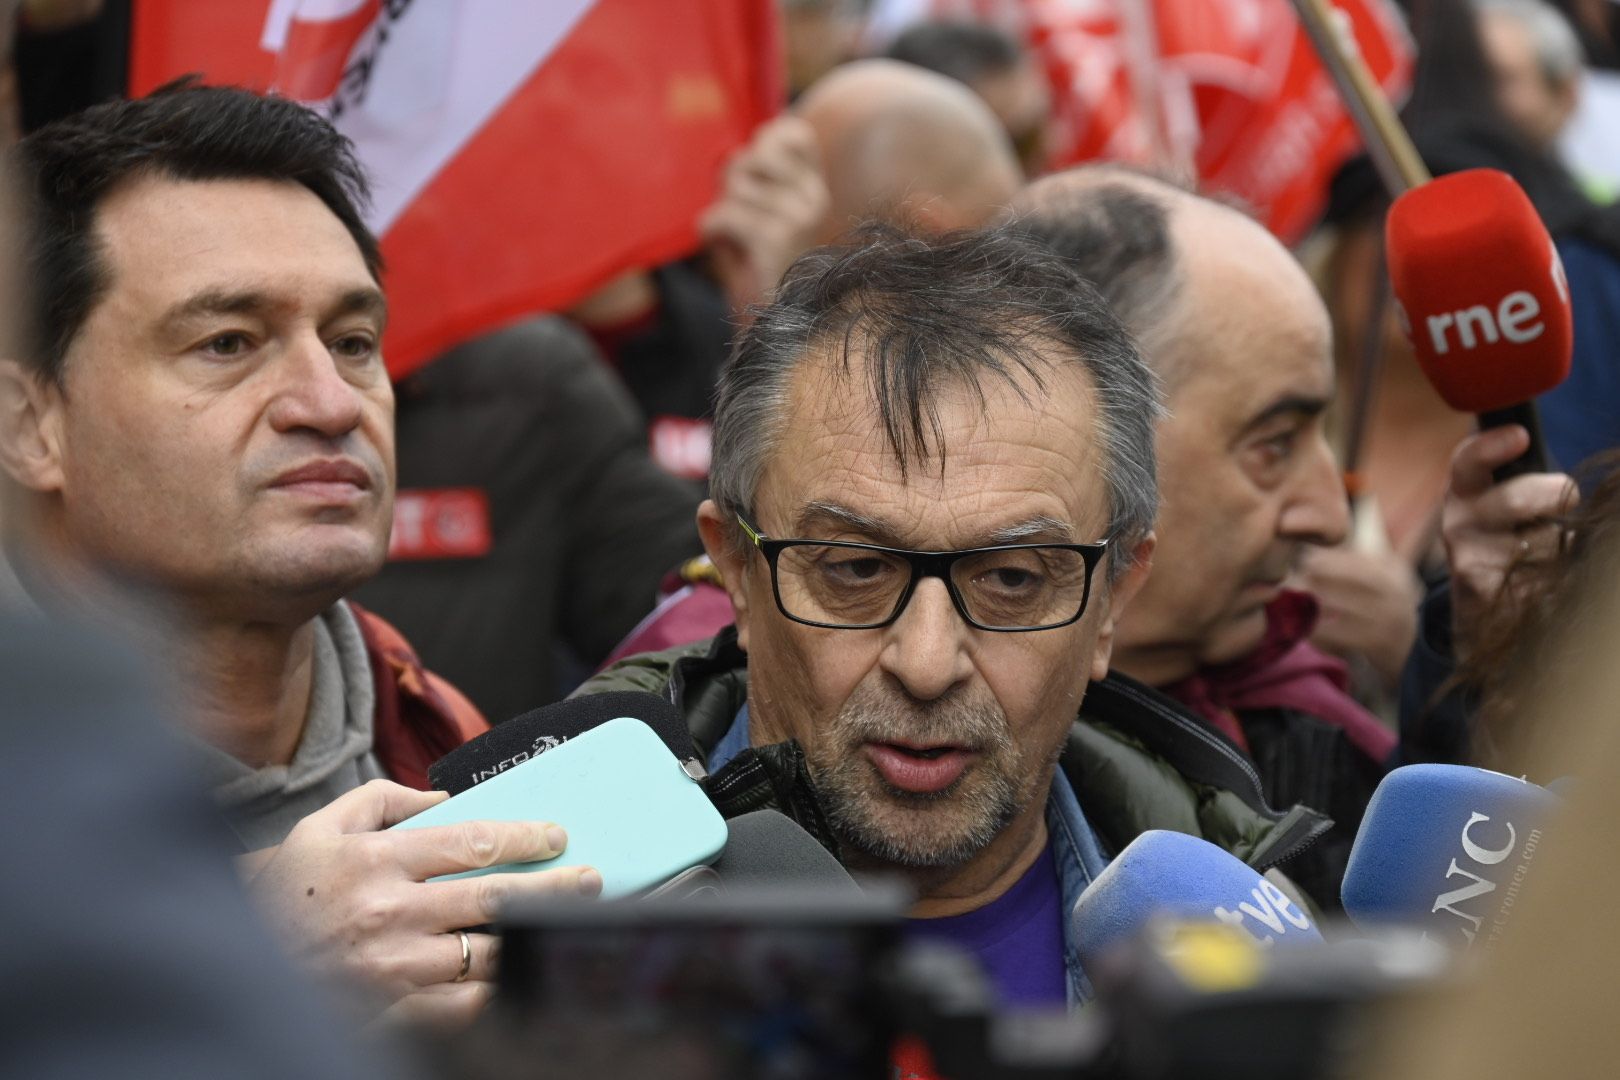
1478, 401, 1550, 482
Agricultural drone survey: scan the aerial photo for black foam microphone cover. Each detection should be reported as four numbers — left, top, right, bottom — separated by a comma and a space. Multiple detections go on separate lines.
711, 810, 864, 895
704, 740, 843, 860
428, 690, 696, 795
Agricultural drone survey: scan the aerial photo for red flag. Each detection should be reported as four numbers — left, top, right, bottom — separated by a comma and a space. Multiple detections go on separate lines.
130, 0, 782, 379
873, 0, 1413, 244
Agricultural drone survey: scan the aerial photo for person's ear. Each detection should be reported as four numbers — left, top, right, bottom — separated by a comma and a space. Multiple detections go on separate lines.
0, 360, 65, 494
1089, 532, 1156, 681
697, 499, 754, 652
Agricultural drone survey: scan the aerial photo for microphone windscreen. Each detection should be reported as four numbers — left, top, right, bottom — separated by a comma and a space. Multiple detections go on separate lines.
710, 810, 864, 895
1386, 168, 1572, 412
428, 691, 695, 795
1072, 830, 1322, 972
1340, 764, 1559, 949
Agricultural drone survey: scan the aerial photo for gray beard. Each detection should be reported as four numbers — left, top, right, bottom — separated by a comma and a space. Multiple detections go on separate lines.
807, 683, 1025, 869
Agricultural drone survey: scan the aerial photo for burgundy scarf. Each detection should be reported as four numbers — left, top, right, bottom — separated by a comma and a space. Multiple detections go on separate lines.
1164, 590, 1396, 765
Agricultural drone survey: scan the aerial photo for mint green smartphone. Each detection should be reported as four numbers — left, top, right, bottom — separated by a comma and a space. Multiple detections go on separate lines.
391, 716, 728, 899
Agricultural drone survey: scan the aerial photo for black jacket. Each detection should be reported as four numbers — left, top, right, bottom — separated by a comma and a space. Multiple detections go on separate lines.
354, 316, 704, 721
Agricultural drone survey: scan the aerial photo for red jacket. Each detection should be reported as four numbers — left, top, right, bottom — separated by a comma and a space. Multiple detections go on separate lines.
349, 601, 487, 789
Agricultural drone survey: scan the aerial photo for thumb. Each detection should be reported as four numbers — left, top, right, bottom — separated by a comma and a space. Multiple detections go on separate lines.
324, 780, 449, 834
1451, 425, 1532, 497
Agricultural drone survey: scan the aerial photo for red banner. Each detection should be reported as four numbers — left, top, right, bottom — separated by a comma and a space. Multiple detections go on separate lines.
388, 488, 492, 561
877, 0, 1413, 244
130, 0, 782, 379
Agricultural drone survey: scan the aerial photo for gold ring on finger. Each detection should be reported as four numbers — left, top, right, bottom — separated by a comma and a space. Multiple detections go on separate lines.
453, 930, 472, 984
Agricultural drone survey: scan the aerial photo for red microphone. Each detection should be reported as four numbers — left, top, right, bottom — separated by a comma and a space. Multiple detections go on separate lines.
1385, 168, 1571, 476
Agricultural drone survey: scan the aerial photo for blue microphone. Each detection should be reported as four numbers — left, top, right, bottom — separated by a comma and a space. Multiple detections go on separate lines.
1072, 830, 1323, 972
1340, 764, 1561, 950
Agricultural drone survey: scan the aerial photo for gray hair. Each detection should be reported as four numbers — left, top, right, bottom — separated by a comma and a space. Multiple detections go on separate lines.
708, 224, 1163, 579
1477, 0, 1585, 86
1009, 169, 1190, 388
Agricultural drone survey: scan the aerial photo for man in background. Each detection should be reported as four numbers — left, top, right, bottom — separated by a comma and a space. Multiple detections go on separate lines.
886, 18, 1053, 175
796, 58, 1023, 242
1015, 167, 1390, 910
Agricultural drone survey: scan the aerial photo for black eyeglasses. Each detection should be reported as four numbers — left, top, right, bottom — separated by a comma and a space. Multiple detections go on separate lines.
736, 514, 1109, 633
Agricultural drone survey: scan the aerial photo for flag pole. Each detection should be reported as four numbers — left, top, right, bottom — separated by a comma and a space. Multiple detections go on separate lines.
1291, 0, 1432, 552
1289, 0, 1430, 194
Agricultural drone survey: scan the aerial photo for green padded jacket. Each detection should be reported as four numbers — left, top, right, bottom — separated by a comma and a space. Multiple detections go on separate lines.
573, 628, 1332, 872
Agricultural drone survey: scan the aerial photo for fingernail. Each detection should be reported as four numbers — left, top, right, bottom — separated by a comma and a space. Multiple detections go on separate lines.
578, 868, 603, 897
545, 825, 568, 852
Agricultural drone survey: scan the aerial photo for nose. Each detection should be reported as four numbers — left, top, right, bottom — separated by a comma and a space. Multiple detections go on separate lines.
878, 577, 976, 702
1279, 430, 1351, 546
265, 331, 366, 440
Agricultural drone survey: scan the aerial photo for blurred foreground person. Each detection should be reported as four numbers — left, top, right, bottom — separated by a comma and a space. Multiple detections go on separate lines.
1, 617, 406, 1080
0, 82, 599, 1028
581, 226, 1331, 1006
1360, 466, 1620, 1080
1015, 168, 1392, 910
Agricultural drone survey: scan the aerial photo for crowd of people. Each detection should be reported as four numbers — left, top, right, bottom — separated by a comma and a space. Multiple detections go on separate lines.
6, 0, 1620, 1077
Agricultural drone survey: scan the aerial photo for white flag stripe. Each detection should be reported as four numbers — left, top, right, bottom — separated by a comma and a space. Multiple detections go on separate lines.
262, 0, 374, 51
332, 0, 597, 234
296, 0, 375, 15
260, 0, 305, 51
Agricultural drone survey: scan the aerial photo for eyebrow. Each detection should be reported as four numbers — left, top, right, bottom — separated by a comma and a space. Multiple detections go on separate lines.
794, 502, 900, 543
157, 286, 388, 332
792, 502, 1076, 548
987, 516, 1076, 545
1243, 394, 1330, 433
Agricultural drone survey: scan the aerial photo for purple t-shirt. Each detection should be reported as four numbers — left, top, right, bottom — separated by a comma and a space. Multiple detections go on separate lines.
904, 843, 1067, 1007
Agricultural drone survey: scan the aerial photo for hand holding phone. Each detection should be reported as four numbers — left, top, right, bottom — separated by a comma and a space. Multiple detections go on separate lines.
392, 716, 728, 899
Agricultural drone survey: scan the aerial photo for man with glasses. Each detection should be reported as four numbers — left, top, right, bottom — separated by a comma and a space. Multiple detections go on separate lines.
580, 224, 1329, 1006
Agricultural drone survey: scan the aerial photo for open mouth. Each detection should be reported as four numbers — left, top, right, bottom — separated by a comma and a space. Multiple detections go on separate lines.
888, 745, 954, 760
864, 742, 978, 794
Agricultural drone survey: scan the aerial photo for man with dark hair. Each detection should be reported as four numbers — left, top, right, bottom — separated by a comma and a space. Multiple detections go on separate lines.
579, 225, 1329, 1005
1013, 166, 1391, 910
0, 82, 600, 1027
885, 19, 1053, 175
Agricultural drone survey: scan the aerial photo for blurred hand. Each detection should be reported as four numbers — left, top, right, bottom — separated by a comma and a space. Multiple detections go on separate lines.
1441, 425, 1577, 663
246, 780, 601, 1029
699, 114, 828, 313
1298, 543, 1423, 690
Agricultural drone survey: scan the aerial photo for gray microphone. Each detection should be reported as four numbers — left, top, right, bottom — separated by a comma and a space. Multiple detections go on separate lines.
711, 810, 865, 895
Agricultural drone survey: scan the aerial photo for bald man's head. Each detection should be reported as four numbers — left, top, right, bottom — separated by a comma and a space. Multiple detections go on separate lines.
1012, 165, 1348, 684
796, 59, 1022, 243
1012, 166, 1191, 381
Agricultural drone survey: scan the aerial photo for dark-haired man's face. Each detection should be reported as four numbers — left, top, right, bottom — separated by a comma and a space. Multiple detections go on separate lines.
699, 348, 1152, 902
17, 175, 393, 620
